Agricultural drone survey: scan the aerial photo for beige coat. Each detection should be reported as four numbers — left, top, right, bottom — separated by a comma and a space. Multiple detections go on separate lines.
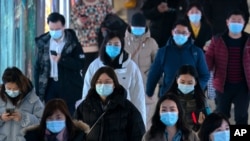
124, 27, 158, 89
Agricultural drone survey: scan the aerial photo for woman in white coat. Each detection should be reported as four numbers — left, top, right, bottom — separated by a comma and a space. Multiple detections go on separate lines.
78, 32, 146, 126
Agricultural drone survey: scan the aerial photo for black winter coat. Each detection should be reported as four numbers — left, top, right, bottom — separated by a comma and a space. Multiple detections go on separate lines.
188, 21, 212, 49
34, 29, 84, 105
74, 87, 145, 141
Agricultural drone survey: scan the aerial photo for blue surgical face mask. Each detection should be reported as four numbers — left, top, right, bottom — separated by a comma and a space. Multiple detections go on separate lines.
50, 29, 63, 39
188, 14, 201, 23
131, 26, 146, 36
96, 84, 114, 96
212, 130, 230, 141
105, 45, 121, 59
46, 120, 66, 133
160, 112, 178, 126
178, 83, 195, 94
228, 22, 244, 34
173, 34, 188, 46
5, 89, 20, 98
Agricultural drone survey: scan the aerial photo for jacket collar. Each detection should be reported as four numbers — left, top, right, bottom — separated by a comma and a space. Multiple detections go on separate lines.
22, 120, 90, 135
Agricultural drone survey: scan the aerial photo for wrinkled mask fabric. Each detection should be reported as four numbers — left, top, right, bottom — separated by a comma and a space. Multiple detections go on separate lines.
105, 45, 121, 59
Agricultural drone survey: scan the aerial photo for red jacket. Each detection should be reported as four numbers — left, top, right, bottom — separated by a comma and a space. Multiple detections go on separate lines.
205, 33, 250, 93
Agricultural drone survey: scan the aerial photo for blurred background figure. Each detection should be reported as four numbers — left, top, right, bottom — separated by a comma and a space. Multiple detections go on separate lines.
141, 0, 189, 47
142, 93, 199, 141
75, 66, 145, 141
203, 0, 249, 35
70, 0, 113, 79
0, 67, 44, 141
198, 112, 230, 141
124, 12, 158, 130
185, 2, 212, 51
98, 13, 128, 52
124, 0, 144, 23
24, 98, 89, 141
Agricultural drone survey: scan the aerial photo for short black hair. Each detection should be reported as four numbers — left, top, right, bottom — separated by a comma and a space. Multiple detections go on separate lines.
47, 12, 65, 26
226, 9, 246, 21
172, 18, 190, 30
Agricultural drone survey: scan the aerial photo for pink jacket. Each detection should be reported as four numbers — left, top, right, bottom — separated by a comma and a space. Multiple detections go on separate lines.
205, 33, 250, 93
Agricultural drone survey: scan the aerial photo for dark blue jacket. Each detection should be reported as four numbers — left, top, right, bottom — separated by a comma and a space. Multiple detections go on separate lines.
146, 37, 209, 97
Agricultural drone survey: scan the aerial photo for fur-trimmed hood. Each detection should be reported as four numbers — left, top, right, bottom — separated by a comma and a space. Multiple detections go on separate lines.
22, 120, 90, 135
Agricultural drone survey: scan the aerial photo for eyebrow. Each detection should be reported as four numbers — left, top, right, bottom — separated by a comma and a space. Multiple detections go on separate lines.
162, 105, 176, 109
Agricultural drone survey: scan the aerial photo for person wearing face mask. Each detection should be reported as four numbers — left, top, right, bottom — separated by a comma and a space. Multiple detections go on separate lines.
142, 93, 199, 141
146, 18, 209, 98
24, 99, 90, 141
185, 2, 212, 52
124, 12, 158, 130
205, 9, 250, 125
198, 112, 230, 141
34, 12, 85, 115
75, 66, 145, 141
141, 0, 189, 48
76, 32, 147, 127
0, 67, 44, 141
167, 64, 210, 131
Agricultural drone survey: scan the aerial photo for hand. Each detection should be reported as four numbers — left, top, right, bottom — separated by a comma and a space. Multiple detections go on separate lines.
203, 45, 209, 51
203, 40, 211, 51
51, 54, 61, 62
157, 2, 168, 13
146, 95, 155, 104
1, 112, 13, 122
8, 111, 22, 122
198, 112, 205, 124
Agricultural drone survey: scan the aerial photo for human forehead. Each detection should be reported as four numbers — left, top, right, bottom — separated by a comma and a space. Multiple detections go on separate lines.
160, 99, 177, 108
5, 82, 19, 90
177, 74, 195, 81
213, 119, 230, 131
47, 109, 65, 119
188, 6, 201, 13
228, 14, 245, 21
173, 25, 189, 32
108, 37, 121, 43
48, 21, 64, 30
98, 73, 113, 80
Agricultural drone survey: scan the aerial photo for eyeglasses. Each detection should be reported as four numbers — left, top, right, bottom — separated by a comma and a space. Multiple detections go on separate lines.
173, 30, 190, 36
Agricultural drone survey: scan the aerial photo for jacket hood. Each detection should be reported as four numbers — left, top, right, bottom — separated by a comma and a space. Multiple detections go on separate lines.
102, 50, 132, 69
22, 120, 90, 135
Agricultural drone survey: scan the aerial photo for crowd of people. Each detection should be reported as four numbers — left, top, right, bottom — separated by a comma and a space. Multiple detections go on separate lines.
1, 0, 250, 140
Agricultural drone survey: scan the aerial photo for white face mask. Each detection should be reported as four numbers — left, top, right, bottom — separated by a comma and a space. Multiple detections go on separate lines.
178, 83, 195, 94
96, 84, 113, 96
5, 89, 20, 98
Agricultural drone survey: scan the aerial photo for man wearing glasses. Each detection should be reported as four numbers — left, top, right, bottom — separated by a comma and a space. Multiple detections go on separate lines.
146, 18, 210, 98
